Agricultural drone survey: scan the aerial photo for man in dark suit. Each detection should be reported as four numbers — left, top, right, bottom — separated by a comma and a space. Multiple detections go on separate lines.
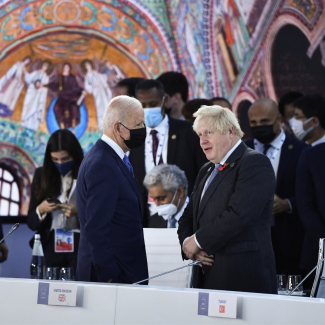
143, 164, 189, 228
76, 95, 148, 284
246, 98, 308, 276
178, 105, 277, 293
129, 80, 207, 226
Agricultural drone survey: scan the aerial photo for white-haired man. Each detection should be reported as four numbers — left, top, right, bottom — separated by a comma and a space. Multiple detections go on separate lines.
144, 164, 189, 228
178, 105, 277, 294
76, 95, 149, 284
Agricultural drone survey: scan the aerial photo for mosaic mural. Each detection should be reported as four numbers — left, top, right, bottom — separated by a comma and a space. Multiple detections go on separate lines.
0, 0, 324, 214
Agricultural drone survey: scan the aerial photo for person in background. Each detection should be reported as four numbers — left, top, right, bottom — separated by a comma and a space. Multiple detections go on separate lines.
292, 94, 325, 146
130, 80, 207, 226
296, 143, 325, 289
115, 77, 144, 97
144, 164, 189, 228
278, 91, 303, 136
178, 105, 277, 293
246, 98, 308, 277
76, 96, 148, 284
27, 130, 84, 272
210, 97, 232, 110
157, 72, 189, 120
182, 99, 213, 122
0, 219, 8, 263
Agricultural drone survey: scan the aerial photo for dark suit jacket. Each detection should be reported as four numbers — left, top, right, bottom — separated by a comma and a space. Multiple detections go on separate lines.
27, 167, 54, 248
246, 136, 308, 259
296, 143, 325, 271
178, 142, 277, 294
129, 117, 207, 226
148, 213, 168, 228
76, 139, 148, 284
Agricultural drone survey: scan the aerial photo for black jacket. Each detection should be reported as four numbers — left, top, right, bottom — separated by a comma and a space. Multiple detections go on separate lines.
148, 213, 168, 228
178, 142, 277, 294
129, 117, 207, 226
246, 136, 308, 261
296, 143, 325, 271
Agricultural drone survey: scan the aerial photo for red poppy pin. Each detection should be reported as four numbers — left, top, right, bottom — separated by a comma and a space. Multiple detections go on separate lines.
218, 163, 229, 172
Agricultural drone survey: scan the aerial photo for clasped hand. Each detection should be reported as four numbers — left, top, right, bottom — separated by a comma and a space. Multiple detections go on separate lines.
182, 235, 214, 267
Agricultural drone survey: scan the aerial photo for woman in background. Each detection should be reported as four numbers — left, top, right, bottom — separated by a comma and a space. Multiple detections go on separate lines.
27, 129, 84, 272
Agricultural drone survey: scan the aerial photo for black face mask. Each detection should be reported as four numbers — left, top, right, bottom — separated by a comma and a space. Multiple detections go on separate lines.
119, 123, 146, 150
251, 124, 277, 144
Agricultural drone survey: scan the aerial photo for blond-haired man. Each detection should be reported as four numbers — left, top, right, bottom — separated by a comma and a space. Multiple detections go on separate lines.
76, 95, 148, 284
178, 105, 277, 294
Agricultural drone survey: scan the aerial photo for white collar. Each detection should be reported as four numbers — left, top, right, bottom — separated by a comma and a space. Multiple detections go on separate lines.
254, 128, 285, 149
146, 115, 169, 135
101, 134, 125, 160
174, 197, 189, 221
219, 139, 242, 165
311, 134, 325, 146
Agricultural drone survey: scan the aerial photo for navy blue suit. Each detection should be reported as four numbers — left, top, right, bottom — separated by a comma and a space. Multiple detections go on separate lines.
246, 135, 308, 275
296, 143, 325, 272
76, 139, 148, 284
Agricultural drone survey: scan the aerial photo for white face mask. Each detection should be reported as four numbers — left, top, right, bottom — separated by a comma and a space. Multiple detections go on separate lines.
290, 117, 317, 140
156, 191, 180, 220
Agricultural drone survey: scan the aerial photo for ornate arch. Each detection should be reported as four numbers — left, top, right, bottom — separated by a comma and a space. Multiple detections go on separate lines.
0, 0, 179, 76
232, 90, 256, 117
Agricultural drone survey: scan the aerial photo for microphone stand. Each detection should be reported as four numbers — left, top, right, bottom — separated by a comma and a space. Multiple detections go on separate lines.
287, 257, 325, 296
133, 259, 202, 285
0, 223, 20, 244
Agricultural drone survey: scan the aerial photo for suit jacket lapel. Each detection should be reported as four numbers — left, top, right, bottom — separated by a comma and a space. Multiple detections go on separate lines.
276, 137, 293, 192
196, 142, 247, 224
167, 118, 178, 163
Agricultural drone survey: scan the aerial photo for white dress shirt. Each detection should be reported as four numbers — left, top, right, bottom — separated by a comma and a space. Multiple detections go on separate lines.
145, 115, 169, 173
311, 134, 325, 146
168, 197, 189, 228
101, 134, 124, 160
254, 128, 285, 177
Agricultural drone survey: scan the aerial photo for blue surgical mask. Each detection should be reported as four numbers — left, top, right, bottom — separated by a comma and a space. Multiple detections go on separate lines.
54, 160, 75, 177
144, 97, 165, 128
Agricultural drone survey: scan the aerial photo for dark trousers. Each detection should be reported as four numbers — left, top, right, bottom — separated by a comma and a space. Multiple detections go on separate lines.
43, 230, 80, 273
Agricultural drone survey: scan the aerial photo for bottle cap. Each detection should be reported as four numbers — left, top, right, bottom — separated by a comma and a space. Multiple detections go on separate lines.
34, 234, 41, 240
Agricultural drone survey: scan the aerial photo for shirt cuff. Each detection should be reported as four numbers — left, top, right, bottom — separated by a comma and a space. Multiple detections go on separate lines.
36, 207, 47, 221
285, 199, 292, 214
183, 235, 202, 250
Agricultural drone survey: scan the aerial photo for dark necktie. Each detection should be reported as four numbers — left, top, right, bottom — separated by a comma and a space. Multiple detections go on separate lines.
150, 130, 163, 165
263, 144, 272, 155
123, 155, 134, 177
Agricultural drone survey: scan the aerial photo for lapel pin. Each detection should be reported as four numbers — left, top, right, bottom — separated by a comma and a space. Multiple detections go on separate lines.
288, 144, 293, 150
230, 163, 235, 168
171, 134, 176, 140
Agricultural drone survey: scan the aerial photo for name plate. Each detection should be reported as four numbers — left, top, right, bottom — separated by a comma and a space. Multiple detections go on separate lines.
37, 282, 77, 306
198, 292, 237, 318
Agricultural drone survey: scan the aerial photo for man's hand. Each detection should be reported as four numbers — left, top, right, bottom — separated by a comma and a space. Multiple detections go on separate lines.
273, 194, 290, 214
193, 250, 214, 266
0, 242, 9, 263
182, 235, 201, 260
57, 203, 78, 217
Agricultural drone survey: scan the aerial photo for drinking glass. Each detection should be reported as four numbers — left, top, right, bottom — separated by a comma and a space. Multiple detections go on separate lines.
45, 267, 60, 280
60, 267, 74, 281
277, 274, 287, 293
287, 275, 303, 293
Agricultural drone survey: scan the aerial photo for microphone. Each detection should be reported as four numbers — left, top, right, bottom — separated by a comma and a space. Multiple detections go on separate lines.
133, 259, 202, 285
0, 223, 20, 244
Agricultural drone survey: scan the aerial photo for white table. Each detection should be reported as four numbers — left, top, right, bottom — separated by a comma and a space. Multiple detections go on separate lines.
0, 278, 324, 324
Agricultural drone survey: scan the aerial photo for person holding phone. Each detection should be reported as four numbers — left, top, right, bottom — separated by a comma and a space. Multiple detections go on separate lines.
27, 129, 84, 271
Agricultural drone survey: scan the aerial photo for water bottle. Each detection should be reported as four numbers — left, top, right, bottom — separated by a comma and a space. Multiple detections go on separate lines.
30, 234, 46, 279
